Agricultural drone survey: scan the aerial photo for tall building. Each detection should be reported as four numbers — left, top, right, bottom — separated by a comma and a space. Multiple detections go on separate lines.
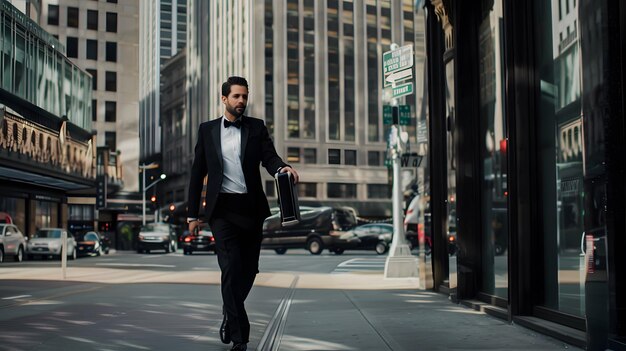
37, 0, 140, 193
186, 0, 421, 217
139, 0, 187, 163
0, 0, 94, 237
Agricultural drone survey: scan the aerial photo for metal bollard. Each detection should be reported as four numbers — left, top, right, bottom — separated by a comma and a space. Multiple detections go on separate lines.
61, 231, 67, 279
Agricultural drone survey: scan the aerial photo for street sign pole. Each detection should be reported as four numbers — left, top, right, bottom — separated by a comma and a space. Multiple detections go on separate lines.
384, 43, 419, 280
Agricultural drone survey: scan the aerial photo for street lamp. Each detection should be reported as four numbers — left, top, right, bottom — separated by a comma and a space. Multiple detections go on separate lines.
140, 162, 166, 226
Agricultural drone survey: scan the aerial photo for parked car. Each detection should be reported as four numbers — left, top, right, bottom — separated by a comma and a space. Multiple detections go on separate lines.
0, 223, 27, 262
262, 206, 358, 255
75, 231, 109, 257
27, 228, 76, 260
340, 223, 394, 255
137, 223, 177, 253
181, 225, 216, 255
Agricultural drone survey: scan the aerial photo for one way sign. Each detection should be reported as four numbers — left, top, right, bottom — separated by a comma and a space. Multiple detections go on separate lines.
400, 153, 423, 168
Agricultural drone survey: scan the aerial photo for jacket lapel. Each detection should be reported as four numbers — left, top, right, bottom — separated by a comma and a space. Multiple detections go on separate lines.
211, 119, 223, 169
240, 116, 249, 165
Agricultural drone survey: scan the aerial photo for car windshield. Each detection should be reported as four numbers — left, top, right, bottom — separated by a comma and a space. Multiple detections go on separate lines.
333, 210, 357, 230
34, 229, 62, 238
141, 223, 169, 232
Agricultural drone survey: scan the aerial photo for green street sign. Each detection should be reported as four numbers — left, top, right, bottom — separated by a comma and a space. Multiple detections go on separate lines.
399, 105, 411, 125
383, 105, 393, 125
391, 82, 413, 99
383, 45, 414, 75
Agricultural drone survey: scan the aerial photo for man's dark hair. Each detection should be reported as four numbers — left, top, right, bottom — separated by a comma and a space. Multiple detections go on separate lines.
222, 76, 249, 97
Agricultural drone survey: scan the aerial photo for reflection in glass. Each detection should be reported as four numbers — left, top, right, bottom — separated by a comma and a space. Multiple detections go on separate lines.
536, 0, 584, 317
328, 1, 340, 140
445, 57, 455, 290
479, 0, 508, 299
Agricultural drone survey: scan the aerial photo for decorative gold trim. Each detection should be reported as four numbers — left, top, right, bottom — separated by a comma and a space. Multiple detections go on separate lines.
0, 108, 95, 179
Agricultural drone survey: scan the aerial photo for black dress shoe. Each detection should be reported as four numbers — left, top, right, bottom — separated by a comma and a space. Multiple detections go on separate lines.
231, 343, 247, 351
220, 313, 231, 344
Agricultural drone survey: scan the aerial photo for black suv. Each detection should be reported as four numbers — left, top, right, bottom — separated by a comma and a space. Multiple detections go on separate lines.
262, 206, 358, 255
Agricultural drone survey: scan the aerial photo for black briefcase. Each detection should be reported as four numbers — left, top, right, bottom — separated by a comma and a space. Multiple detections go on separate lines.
275, 172, 300, 226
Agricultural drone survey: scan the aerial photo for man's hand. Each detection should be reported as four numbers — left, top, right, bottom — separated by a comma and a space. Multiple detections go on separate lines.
188, 220, 201, 234
280, 166, 299, 184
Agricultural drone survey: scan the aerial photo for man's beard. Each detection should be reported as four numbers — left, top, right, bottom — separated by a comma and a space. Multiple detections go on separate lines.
226, 104, 245, 118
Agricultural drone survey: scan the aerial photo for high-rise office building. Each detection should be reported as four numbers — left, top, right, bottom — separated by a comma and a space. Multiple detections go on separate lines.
186, 0, 421, 217
38, 0, 140, 193
139, 0, 187, 162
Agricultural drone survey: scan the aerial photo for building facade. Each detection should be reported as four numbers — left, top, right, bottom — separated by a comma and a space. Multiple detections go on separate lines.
37, 0, 140, 193
139, 0, 186, 163
158, 49, 187, 220
0, 0, 94, 238
186, 0, 422, 217
421, 0, 626, 348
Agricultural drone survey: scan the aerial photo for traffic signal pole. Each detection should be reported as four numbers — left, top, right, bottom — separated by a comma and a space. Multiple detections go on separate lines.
384, 43, 419, 279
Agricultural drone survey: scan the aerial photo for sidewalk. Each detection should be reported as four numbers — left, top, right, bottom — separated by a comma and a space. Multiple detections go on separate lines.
0, 266, 582, 350
257, 274, 581, 351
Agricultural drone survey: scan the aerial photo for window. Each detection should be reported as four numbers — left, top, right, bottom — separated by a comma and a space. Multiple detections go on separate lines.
367, 184, 390, 199
328, 149, 340, 164
327, 183, 357, 199
105, 101, 116, 122
104, 132, 116, 150
345, 150, 357, 166
106, 42, 117, 62
107, 0, 118, 3
298, 183, 317, 198
86, 69, 97, 90
48, 5, 59, 25
105, 71, 116, 92
67, 7, 79, 27
87, 10, 98, 30
106, 12, 118, 33
303, 148, 316, 164
287, 147, 300, 163
368, 151, 380, 166
86, 39, 98, 60
91, 99, 97, 121
66, 37, 78, 58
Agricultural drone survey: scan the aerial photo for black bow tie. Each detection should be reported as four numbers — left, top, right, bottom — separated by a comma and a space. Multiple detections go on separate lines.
224, 118, 242, 129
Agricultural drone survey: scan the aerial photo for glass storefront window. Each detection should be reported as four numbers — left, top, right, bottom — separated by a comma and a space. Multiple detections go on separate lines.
535, 0, 584, 317
0, 196, 26, 234
36, 200, 58, 230
479, 0, 508, 299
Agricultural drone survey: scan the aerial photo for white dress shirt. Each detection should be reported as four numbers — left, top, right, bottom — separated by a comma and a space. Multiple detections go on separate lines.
220, 116, 247, 194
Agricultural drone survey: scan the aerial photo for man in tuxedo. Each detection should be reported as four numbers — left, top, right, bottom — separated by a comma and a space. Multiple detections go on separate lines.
187, 76, 298, 351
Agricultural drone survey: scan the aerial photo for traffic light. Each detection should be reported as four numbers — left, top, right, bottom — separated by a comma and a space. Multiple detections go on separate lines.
150, 195, 157, 203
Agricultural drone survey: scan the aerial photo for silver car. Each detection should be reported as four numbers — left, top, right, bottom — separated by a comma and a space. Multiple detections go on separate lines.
27, 228, 77, 260
0, 224, 27, 263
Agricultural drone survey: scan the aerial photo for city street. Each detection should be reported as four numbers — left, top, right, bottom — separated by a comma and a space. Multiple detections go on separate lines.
0, 250, 579, 350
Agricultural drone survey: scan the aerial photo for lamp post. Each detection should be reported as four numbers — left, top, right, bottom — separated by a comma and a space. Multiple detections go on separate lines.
140, 162, 166, 226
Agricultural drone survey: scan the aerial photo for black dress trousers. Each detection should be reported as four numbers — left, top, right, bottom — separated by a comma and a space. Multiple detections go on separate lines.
209, 192, 263, 344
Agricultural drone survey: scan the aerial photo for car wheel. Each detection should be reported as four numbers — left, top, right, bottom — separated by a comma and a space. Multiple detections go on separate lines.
27, 254, 34, 260
16, 246, 24, 262
274, 248, 287, 255
306, 237, 323, 255
375, 241, 388, 255
333, 248, 345, 255
171, 242, 177, 252
165, 245, 171, 253
137, 249, 143, 254
0, 247, 4, 263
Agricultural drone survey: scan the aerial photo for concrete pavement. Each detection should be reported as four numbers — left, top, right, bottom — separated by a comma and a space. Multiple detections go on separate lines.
0, 262, 581, 350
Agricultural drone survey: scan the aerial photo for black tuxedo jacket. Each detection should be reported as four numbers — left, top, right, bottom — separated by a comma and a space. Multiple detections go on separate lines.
187, 116, 287, 223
